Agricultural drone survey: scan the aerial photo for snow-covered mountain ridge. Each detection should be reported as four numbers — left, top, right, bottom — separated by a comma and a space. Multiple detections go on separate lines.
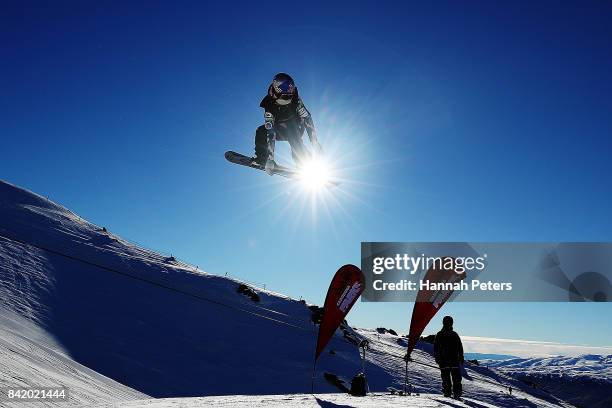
486, 354, 611, 380
486, 355, 612, 408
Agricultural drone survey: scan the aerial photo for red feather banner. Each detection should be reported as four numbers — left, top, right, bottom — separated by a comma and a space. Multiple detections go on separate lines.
315, 264, 365, 360
406, 257, 466, 357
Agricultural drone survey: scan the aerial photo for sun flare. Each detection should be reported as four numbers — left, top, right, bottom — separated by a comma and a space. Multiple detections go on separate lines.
298, 157, 332, 191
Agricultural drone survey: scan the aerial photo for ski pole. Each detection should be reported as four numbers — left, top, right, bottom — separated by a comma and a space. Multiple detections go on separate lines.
361, 344, 365, 373
403, 352, 412, 395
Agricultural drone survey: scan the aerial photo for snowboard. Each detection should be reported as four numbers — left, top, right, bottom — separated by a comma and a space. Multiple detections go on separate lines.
225, 151, 341, 187
323, 372, 350, 393
387, 386, 413, 396
387, 387, 406, 396
225, 151, 298, 179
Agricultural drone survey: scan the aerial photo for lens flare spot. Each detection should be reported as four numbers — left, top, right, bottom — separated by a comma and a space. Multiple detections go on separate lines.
298, 158, 332, 191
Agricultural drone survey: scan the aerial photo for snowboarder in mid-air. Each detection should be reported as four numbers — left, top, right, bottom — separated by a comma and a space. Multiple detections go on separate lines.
224, 73, 331, 182
434, 316, 464, 399
252, 73, 323, 174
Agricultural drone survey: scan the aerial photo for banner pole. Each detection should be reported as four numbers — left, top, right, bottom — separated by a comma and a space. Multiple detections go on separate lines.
404, 355, 408, 395
311, 359, 317, 394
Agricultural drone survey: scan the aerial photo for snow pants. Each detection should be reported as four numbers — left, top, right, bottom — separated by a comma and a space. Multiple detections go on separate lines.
440, 367, 462, 398
254, 123, 309, 166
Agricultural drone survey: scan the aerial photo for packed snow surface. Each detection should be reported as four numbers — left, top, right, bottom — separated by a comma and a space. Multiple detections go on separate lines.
90, 393, 501, 408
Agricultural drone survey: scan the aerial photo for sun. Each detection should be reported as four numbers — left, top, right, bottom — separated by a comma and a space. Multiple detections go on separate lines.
297, 157, 333, 191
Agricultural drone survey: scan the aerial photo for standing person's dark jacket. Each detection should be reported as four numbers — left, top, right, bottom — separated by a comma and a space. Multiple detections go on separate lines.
434, 327, 464, 367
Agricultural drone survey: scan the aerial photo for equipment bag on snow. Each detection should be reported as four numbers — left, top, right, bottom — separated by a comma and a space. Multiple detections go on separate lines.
350, 372, 368, 396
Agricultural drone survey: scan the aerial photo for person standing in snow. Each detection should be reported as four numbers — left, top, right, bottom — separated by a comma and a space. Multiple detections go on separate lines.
434, 315, 464, 399
251, 73, 322, 173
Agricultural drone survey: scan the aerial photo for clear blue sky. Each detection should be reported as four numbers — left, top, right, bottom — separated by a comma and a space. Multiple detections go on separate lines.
2, 2, 611, 351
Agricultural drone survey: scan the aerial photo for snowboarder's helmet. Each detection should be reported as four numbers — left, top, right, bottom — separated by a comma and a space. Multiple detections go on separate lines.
443, 315, 453, 327
269, 73, 296, 105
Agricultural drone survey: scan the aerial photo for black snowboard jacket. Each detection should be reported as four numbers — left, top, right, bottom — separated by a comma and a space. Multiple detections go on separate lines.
260, 92, 316, 142
434, 327, 464, 368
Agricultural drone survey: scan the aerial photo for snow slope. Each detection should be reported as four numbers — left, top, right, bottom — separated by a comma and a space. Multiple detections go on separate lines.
0, 179, 577, 407
486, 355, 612, 408
0, 307, 148, 407
0, 180, 329, 398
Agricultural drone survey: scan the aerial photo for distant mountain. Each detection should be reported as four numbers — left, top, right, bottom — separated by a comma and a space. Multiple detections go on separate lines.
488, 354, 612, 408
465, 353, 519, 361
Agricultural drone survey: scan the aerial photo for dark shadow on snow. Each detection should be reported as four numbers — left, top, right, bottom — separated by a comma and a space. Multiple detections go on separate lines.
431, 398, 465, 408
315, 396, 355, 408
461, 398, 491, 408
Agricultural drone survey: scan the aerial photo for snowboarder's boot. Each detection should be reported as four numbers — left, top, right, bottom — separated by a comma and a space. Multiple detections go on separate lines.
251, 155, 266, 168
264, 159, 276, 175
